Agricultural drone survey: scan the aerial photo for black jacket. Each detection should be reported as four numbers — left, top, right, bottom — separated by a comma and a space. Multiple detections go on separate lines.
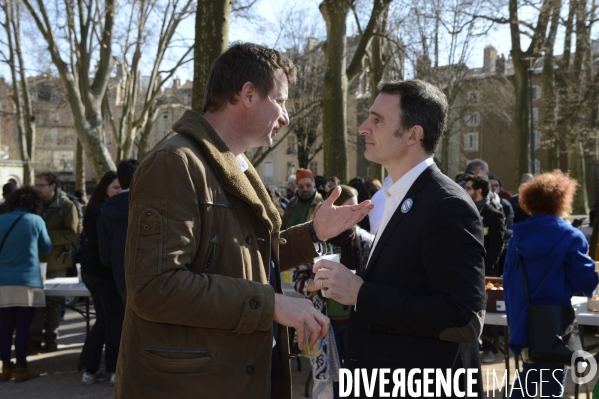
479, 201, 505, 275
81, 201, 113, 281
349, 164, 486, 398
98, 191, 129, 297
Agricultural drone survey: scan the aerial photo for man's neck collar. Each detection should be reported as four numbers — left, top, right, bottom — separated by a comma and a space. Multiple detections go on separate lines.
387, 153, 431, 182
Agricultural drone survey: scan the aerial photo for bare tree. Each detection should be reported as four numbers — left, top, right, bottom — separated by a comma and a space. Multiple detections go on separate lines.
319, 0, 393, 182
108, 0, 194, 161
21, 0, 118, 179
0, 0, 36, 184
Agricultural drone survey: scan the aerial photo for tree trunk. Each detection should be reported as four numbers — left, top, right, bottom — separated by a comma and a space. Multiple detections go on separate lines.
320, 0, 351, 182
75, 138, 85, 192
192, 0, 230, 113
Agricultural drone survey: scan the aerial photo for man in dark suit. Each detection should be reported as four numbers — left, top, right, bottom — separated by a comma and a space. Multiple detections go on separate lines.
314, 80, 486, 397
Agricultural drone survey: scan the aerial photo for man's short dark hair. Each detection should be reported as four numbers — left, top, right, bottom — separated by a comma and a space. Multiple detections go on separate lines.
35, 171, 60, 186
314, 175, 327, 190
117, 159, 140, 190
202, 42, 297, 114
328, 176, 340, 185
377, 79, 448, 154
465, 174, 490, 198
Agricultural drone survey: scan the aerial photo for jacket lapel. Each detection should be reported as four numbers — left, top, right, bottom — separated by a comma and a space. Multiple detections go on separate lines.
172, 110, 282, 234
362, 164, 439, 279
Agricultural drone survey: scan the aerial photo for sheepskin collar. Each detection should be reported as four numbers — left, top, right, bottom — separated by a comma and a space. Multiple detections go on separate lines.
172, 110, 282, 234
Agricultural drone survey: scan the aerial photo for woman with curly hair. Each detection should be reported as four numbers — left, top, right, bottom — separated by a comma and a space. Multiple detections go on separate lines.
504, 171, 598, 398
0, 187, 52, 382
292, 185, 374, 399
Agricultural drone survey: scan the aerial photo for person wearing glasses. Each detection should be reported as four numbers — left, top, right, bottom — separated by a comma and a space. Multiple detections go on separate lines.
30, 172, 79, 353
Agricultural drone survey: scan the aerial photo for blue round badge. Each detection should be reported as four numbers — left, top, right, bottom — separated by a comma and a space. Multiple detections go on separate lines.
401, 198, 413, 213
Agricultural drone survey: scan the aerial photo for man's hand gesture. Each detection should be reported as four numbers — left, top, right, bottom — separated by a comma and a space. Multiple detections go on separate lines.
313, 186, 373, 240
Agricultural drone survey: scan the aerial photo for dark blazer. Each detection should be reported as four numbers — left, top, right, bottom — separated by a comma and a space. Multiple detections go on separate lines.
348, 164, 486, 398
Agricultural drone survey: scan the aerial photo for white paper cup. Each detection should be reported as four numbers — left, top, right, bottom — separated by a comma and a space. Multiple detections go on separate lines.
314, 254, 340, 297
313, 253, 340, 264
40, 262, 47, 284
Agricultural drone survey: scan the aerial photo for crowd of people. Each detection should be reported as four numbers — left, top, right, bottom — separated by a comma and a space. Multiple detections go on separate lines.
0, 160, 138, 386
0, 40, 597, 399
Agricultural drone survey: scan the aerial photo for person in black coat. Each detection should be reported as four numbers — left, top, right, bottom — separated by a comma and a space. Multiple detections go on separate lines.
79, 171, 124, 386
98, 159, 139, 302
313, 80, 486, 397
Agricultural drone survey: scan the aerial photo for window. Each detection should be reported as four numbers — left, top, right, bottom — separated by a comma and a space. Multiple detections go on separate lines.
309, 161, 317, 176
51, 111, 59, 123
532, 85, 542, 100
467, 91, 479, 105
464, 132, 479, 152
162, 114, 169, 120
531, 108, 539, 124
286, 162, 296, 178
531, 159, 541, 173
286, 135, 296, 154
263, 161, 273, 181
159, 130, 168, 140
534, 130, 541, 150
465, 113, 480, 127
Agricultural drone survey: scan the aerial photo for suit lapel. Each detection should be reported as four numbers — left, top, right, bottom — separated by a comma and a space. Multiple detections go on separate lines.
362, 164, 439, 279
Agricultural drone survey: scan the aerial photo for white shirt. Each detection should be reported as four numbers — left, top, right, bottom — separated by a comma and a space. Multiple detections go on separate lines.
366, 158, 434, 268
369, 175, 393, 235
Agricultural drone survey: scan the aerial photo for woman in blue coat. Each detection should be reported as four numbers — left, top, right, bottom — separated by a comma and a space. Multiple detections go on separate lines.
0, 186, 52, 382
504, 171, 598, 398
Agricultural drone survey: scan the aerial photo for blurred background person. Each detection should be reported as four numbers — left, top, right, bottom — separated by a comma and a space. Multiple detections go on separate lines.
98, 159, 139, 304
348, 177, 371, 232
0, 187, 51, 382
0, 182, 16, 215
509, 173, 534, 225
327, 177, 340, 192
489, 174, 511, 200
30, 172, 79, 353
286, 175, 297, 200
504, 171, 598, 398
292, 185, 374, 398
364, 179, 382, 199
79, 171, 123, 386
282, 168, 323, 229
314, 175, 328, 197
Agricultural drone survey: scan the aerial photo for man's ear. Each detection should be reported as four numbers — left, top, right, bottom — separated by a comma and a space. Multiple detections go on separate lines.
406, 125, 424, 146
240, 81, 255, 109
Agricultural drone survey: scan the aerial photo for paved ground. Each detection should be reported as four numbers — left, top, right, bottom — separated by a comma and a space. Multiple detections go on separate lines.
1, 304, 599, 398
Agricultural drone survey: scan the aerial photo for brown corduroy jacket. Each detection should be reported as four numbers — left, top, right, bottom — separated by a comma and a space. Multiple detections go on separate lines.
114, 110, 318, 399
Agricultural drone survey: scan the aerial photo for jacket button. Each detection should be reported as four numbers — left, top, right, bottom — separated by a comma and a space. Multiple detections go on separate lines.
143, 225, 149, 230
246, 235, 252, 244
246, 365, 255, 375
146, 212, 152, 216
249, 298, 260, 309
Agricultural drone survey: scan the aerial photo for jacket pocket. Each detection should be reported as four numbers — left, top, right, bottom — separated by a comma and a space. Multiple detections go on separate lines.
133, 207, 164, 278
143, 347, 213, 373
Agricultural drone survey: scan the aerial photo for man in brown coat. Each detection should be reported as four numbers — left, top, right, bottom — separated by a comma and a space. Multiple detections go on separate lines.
114, 43, 372, 399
